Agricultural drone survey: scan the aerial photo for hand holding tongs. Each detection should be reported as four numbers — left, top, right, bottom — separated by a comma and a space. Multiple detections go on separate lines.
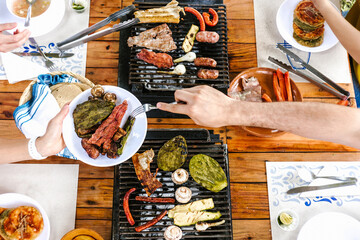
269, 44, 350, 100
57, 5, 138, 52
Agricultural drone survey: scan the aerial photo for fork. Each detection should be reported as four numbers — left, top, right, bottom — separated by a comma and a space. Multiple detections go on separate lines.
130, 103, 158, 119
130, 102, 180, 119
28, 38, 59, 72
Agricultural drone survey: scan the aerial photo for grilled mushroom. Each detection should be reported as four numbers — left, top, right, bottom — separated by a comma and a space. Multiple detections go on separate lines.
172, 168, 189, 185
175, 186, 192, 203
103, 92, 117, 103
91, 85, 105, 98
164, 225, 182, 240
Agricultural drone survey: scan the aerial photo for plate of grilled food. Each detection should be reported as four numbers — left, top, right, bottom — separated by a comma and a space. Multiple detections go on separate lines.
62, 85, 147, 167
228, 67, 302, 138
277, 0, 339, 52
0, 193, 50, 240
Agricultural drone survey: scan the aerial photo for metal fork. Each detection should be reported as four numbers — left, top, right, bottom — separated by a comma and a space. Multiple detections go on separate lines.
28, 38, 59, 72
130, 102, 183, 119
130, 103, 158, 119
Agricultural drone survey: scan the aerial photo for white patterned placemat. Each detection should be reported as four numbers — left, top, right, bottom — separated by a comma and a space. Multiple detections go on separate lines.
0, 0, 90, 80
253, 0, 352, 83
266, 161, 360, 240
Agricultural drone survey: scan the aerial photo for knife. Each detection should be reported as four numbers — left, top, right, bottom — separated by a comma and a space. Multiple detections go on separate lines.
268, 56, 349, 100
277, 44, 350, 97
12, 52, 74, 58
287, 181, 357, 194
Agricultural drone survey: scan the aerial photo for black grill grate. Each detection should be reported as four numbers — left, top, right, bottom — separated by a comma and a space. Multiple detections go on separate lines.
111, 129, 233, 240
118, 1, 229, 118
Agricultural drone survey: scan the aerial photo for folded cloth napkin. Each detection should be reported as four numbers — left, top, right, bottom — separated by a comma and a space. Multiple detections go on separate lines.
13, 74, 78, 159
0, 52, 49, 83
300, 165, 360, 197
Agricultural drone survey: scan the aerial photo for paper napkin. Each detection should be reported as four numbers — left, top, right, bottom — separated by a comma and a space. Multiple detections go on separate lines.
300, 166, 360, 198
0, 52, 49, 83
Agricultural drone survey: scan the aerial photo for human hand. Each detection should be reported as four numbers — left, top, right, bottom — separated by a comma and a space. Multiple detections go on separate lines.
156, 85, 236, 128
311, 0, 330, 10
36, 104, 69, 157
0, 23, 30, 53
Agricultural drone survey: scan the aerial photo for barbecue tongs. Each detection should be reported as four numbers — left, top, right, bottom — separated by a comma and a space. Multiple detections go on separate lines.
269, 44, 350, 100
56, 5, 138, 52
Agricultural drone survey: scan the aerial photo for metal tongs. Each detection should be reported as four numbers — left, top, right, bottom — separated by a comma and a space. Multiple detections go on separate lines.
268, 44, 350, 100
56, 5, 138, 52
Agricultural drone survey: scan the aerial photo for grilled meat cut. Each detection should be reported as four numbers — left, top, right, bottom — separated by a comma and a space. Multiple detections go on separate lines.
137, 49, 173, 69
196, 31, 220, 43
127, 24, 177, 52
88, 101, 128, 149
228, 77, 262, 102
81, 138, 100, 159
194, 57, 217, 68
197, 69, 219, 79
132, 149, 163, 196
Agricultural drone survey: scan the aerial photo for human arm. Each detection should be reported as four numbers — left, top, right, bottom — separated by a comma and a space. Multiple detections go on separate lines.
156, 85, 360, 149
311, 0, 360, 63
0, 23, 30, 53
0, 104, 69, 163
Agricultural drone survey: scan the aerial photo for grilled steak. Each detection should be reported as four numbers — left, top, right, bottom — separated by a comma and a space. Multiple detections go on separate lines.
81, 138, 100, 159
194, 57, 217, 68
137, 49, 173, 69
127, 24, 177, 52
132, 149, 163, 196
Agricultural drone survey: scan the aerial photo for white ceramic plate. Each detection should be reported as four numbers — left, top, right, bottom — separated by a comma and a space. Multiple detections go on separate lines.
63, 86, 147, 167
0, 0, 65, 37
0, 193, 50, 240
276, 0, 339, 52
297, 212, 360, 240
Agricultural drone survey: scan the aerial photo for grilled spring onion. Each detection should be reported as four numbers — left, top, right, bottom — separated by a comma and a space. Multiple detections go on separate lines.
174, 52, 196, 63
158, 65, 186, 75
195, 220, 225, 231
117, 117, 135, 155
182, 25, 199, 53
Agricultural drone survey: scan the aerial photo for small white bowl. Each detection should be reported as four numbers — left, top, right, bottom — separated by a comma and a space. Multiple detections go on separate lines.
6, 0, 53, 20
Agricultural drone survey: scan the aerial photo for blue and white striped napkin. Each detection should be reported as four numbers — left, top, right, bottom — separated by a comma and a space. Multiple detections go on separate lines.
13, 74, 78, 159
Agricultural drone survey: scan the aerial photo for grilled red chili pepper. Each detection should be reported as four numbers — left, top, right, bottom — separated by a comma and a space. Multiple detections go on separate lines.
203, 8, 218, 27
185, 7, 206, 31
123, 188, 136, 226
135, 210, 168, 232
284, 71, 293, 102
135, 196, 175, 203
261, 93, 272, 102
337, 99, 350, 106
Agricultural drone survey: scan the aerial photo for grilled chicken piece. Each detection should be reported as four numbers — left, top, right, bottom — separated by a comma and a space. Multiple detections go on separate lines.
132, 149, 163, 196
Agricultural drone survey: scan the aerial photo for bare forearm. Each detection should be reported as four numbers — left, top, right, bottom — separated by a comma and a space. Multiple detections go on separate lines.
316, 1, 360, 63
229, 101, 360, 148
0, 139, 32, 163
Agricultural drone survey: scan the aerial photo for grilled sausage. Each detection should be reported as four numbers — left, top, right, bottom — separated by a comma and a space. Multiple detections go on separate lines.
197, 69, 219, 79
194, 57, 217, 68
81, 138, 100, 159
196, 31, 220, 43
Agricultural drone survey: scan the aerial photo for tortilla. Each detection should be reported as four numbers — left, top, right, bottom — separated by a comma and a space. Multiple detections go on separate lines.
52, 84, 83, 108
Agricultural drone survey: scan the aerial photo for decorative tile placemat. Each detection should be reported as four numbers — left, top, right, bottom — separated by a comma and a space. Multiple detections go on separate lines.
266, 162, 360, 240
253, 0, 352, 83
0, 0, 90, 80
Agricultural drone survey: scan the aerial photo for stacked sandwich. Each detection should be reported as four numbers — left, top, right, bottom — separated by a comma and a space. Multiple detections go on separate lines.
0, 206, 44, 240
293, 0, 325, 47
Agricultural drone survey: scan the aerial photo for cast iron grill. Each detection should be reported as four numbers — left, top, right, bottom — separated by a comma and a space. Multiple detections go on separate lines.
118, 1, 229, 118
112, 129, 233, 240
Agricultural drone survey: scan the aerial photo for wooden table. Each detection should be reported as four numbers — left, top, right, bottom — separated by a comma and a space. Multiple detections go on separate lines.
0, 0, 359, 239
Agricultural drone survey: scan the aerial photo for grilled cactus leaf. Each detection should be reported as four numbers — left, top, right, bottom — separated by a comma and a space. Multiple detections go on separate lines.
157, 135, 188, 171
73, 99, 115, 137
189, 154, 228, 192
